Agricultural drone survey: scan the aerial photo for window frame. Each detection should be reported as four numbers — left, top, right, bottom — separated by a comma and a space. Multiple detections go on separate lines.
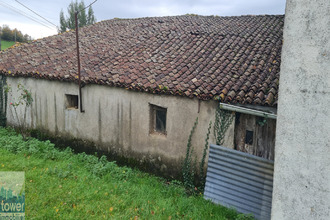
65, 94, 79, 110
149, 104, 167, 135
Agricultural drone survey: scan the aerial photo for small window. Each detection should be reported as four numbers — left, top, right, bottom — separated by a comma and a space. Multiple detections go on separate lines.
66, 94, 78, 109
150, 104, 167, 135
245, 130, 253, 145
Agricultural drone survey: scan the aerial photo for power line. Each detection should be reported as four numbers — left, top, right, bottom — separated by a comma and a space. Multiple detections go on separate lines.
14, 0, 58, 28
78, 0, 98, 13
0, 0, 54, 29
0, 0, 56, 30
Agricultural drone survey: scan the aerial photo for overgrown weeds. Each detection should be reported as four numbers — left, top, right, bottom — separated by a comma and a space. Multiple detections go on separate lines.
0, 127, 249, 219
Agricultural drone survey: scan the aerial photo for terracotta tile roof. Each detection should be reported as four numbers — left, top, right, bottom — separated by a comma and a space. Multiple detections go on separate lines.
0, 15, 284, 106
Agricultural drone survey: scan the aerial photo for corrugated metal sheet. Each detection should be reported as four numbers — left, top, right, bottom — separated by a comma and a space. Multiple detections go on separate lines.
204, 144, 274, 220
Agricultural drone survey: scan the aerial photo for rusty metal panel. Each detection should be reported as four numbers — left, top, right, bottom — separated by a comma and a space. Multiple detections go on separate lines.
204, 144, 274, 220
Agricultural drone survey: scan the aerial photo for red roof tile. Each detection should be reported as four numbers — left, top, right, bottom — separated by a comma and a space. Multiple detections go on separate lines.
0, 15, 284, 106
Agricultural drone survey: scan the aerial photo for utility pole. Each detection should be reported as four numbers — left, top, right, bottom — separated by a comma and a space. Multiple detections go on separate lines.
0, 29, 2, 51
74, 0, 97, 113
75, 11, 84, 113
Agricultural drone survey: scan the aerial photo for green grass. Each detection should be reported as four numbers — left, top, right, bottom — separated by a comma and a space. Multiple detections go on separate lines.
0, 127, 248, 219
0, 40, 15, 50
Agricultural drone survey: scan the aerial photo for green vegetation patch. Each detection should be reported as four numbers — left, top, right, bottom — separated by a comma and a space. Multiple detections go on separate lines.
0, 127, 249, 219
1, 41, 15, 50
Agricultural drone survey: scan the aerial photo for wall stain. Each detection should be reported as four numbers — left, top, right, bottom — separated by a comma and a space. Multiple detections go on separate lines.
128, 101, 132, 151
30, 92, 34, 128
45, 97, 49, 130
98, 100, 102, 143
39, 97, 42, 127
29, 128, 183, 181
120, 101, 124, 148
116, 101, 120, 147
54, 94, 58, 135
34, 93, 38, 127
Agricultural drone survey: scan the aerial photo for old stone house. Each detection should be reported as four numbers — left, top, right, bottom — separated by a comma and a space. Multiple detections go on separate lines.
0, 15, 283, 177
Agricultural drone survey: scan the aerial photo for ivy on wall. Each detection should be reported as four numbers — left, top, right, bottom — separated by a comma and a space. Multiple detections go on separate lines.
214, 106, 235, 146
5, 83, 33, 140
182, 117, 199, 193
182, 106, 235, 193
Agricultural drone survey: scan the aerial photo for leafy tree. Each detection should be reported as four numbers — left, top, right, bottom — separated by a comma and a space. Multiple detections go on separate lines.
59, 10, 67, 33
59, 0, 96, 33
23, 34, 31, 42
0, 25, 31, 42
12, 28, 24, 42
87, 7, 96, 25
1, 25, 12, 41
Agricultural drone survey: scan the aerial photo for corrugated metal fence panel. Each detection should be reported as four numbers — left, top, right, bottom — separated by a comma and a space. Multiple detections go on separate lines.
204, 144, 274, 220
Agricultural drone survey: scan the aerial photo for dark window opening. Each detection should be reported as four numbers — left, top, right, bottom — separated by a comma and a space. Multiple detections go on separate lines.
156, 109, 166, 132
245, 130, 253, 145
150, 104, 167, 134
235, 112, 241, 125
66, 94, 78, 109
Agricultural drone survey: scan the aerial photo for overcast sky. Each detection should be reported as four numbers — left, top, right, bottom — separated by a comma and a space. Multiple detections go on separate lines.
0, 0, 286, 39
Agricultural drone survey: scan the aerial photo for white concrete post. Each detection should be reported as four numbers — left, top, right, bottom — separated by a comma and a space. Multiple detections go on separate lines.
272, 0, 330, 219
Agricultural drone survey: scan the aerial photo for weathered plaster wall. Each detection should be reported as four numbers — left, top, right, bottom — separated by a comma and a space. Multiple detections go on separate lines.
272, 0, 330, 219
6, 77, 235, 176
